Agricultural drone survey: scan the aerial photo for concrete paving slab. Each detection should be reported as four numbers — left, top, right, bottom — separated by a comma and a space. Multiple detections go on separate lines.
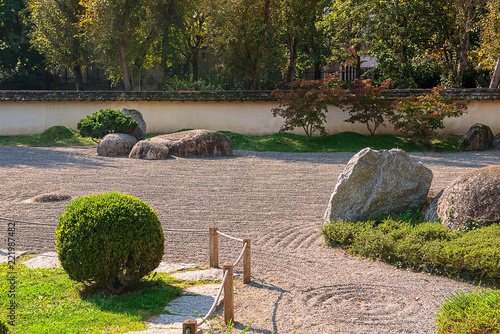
23, 251, 61, 269
145, 284, 222, 331
154, 263, 198, 274
0, 249, 27, 263
170, 268, 223, 282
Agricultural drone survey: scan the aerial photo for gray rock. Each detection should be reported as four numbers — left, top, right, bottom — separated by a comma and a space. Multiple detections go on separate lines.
129, 138, 170, 160
459, 123, 493, 151
492, 134, 500, 150
154, 263, 198, 274
157, 129, 233, 157
324, 148, 433, 222
121, 108, 147, 139
97, 133, 137, 157
428, 165, 500, 230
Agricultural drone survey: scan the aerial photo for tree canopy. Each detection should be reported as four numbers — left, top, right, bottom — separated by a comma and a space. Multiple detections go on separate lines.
0, 0, 497, 90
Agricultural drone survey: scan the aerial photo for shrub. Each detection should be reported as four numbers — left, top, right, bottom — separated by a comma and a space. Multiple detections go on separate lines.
272, 75, 344, 141
77, 109, 138, 142
342, 78, 395, 136
436, 289, 500, 334
322, 217, 500, 282
391, 87, 468, 143
55, 192, 164, 293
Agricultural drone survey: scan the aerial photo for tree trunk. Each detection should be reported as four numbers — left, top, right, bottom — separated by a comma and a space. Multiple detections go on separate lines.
190, 50, 199, 82
286, 35, 299, 83
314, 62, 322, 80
456, 0, 477, 87
118, 40, 133, 91
72, 64, 85, 91
489, 56, 500, 88
355, 54, 362, 79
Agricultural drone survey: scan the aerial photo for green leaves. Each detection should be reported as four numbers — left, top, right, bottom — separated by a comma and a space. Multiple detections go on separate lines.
77, 108, 138, 141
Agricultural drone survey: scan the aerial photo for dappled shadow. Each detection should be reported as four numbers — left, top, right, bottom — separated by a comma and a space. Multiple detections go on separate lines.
412, 151, 500, 169
0, 146, 116, 169
79, 278, 183, 318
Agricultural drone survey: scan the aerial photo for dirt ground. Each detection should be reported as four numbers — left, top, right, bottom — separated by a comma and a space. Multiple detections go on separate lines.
1, 146, 499, 333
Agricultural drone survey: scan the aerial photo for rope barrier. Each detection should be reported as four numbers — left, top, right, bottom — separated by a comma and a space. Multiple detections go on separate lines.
233, 242, 248, 267
216, 230, 243, 243
163, 228, 208, 233
0, 216, 58, 227
197, 267, 230, 326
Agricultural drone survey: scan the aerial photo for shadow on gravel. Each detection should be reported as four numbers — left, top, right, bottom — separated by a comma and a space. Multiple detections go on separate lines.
233, 281, 291, 334
412, 151, 500, 169
235, 150, 355, 165
0, 146, 114, 169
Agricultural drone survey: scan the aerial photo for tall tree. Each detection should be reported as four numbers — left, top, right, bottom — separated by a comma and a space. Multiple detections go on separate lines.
210, 0, 285, 90
0, 0, 48, 89
319, 0, 372, 80
280, 0, 324, 82
479, 0, 500, 87
27, 0, 88, 90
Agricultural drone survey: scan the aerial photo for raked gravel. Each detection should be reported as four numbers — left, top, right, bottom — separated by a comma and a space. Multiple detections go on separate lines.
1, 145, 500, 333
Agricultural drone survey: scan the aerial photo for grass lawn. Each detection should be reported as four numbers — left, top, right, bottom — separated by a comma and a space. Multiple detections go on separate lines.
0, 261, 183, 333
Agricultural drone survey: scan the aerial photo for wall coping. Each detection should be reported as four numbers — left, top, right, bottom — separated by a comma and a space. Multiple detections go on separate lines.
2, 88, 500, 102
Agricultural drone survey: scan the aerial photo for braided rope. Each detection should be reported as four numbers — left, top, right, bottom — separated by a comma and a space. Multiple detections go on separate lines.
216, 230, 243, 242
0, 216, 57, 227
233, 242, 248, 267
197, 267, 229, 326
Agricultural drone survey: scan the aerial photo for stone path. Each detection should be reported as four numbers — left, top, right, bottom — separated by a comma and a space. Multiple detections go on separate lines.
1, 251, 226, 333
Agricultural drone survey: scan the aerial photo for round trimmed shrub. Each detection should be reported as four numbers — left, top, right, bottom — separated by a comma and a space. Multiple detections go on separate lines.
55, 192, 164, 293
77, 108, 138, 141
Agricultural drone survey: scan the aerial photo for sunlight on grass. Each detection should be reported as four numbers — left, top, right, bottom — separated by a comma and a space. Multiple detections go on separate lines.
0, 263, 182, 333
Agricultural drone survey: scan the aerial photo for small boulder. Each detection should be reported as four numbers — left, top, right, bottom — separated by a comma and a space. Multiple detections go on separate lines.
121, 108, 147, 139
425, 165, 500, 231
156, 129, 233, 157
459, 123, 493, 151
129, 137, 170, 160
97, 133, 137, 157
492, 134, 500, 150
324, 148, 432, 223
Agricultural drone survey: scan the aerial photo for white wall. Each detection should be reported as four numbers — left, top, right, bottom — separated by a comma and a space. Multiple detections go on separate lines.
0, 99, 498, 136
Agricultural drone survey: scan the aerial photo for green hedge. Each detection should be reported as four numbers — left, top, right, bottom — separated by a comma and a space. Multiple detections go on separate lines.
322, 218, 500, 282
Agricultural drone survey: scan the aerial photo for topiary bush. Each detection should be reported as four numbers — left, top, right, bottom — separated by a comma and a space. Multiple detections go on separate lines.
77, 109, 138, 142
55, 192, 164, 293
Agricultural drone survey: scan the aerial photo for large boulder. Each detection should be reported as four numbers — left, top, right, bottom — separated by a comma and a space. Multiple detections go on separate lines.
324, 148, 433, 223
129, 137, 170, 160
424, 165, 500, 231
459, 123, 493, 151
97, 133, 137, 157
156, 129, 233, 157
121, 108, 147, 139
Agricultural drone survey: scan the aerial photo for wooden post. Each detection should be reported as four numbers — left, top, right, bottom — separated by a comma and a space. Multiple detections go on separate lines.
183, 319, 197, 334
223, 263, 234, 324
209, 227, 218, 268
243, 238, 251, 284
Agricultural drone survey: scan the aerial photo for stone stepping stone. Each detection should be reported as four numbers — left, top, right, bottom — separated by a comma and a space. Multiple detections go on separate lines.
154, 263, 198, 274
0, 249, 27, 263
170, 268, 223, 282
145, 284, 223, 331
23, 251, 60, 269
